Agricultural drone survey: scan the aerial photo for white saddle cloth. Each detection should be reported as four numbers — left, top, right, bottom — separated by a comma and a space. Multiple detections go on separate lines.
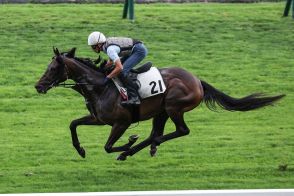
112, 67, 166, 99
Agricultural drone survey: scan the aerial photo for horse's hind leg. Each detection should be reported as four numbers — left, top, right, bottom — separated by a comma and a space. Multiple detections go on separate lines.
70, 115, 105, 158
117, 112, 169, 161
150, 112, 169, 157
154, 110, 190, 146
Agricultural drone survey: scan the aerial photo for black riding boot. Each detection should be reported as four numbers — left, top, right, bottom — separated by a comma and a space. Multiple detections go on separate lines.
119, 73, 141, 106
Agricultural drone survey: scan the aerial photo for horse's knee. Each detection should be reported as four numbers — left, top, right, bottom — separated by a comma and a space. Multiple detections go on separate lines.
104, 145, 112, 153
69, 121, 77, 131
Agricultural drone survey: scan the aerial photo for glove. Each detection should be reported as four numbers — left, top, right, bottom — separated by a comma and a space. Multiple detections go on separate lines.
103, 77, 111, 85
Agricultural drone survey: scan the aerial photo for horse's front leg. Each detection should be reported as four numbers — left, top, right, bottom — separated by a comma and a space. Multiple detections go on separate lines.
70, 114, 104, 158
104, 122, 131, 155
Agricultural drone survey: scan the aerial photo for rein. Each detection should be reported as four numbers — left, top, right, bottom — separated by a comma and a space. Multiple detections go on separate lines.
57, 82, 95, 88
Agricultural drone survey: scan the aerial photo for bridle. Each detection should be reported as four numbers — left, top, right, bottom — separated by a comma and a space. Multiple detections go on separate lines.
54, 55, 95, 88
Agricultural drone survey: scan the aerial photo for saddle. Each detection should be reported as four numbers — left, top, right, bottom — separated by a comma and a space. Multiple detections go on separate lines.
130, 62, 152, 74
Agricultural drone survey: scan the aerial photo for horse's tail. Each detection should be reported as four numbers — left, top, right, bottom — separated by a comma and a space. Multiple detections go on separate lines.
200, 80, 285, 112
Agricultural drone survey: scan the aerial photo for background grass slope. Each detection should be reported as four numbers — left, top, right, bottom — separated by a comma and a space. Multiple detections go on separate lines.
0, 3, 293, 193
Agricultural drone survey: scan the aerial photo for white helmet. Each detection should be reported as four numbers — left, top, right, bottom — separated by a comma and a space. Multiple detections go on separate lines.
88, 32, 106, 46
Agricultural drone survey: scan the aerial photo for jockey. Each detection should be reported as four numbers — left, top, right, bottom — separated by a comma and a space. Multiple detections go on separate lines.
88, 31, 148, 106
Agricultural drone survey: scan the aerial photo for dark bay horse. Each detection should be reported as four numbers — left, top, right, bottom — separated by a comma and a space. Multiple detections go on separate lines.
35, 48, 285, 161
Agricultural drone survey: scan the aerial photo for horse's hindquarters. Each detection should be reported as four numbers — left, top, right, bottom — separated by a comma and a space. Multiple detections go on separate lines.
160, 67, 204, 113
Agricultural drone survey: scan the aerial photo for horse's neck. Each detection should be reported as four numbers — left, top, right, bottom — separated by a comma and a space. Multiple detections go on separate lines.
65, 58, 103, 85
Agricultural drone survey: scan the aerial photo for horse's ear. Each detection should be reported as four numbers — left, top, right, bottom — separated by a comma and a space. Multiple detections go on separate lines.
67, 47, 76, 58
53, 46, 60, 56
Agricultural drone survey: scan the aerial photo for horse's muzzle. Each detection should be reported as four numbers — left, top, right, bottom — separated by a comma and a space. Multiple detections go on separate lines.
35, 84, 47, 94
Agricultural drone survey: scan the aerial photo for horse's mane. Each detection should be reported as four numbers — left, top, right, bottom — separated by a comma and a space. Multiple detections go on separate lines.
61, 51, 105, 72
74, 57, 101, 72
59, 48, 109, 74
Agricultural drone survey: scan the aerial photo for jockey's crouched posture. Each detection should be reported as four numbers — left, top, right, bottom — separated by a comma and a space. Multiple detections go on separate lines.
88, 31, 148, 106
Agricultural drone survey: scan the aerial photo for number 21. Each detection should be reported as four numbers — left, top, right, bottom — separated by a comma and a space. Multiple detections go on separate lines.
149, 80, 163, 94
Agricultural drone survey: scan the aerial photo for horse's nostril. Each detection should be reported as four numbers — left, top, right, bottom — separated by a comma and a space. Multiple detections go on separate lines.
35, 84, 44, 93
35, 84, 41, 90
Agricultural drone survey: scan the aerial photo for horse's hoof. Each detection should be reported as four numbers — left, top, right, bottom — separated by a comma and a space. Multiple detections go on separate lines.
150, 148, 157, 157
129, 135, 139, 143
79, 147, 86, 158
117, 154, 127, 161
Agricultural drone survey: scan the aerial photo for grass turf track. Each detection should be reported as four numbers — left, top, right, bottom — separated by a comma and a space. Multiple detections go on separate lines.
0, 3, 293, 193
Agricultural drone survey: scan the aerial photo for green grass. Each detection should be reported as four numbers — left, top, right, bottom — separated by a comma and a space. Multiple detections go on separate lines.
0, 3, 294, 193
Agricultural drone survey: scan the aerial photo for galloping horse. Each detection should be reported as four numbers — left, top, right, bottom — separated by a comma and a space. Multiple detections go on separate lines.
35, 47, 284, 161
